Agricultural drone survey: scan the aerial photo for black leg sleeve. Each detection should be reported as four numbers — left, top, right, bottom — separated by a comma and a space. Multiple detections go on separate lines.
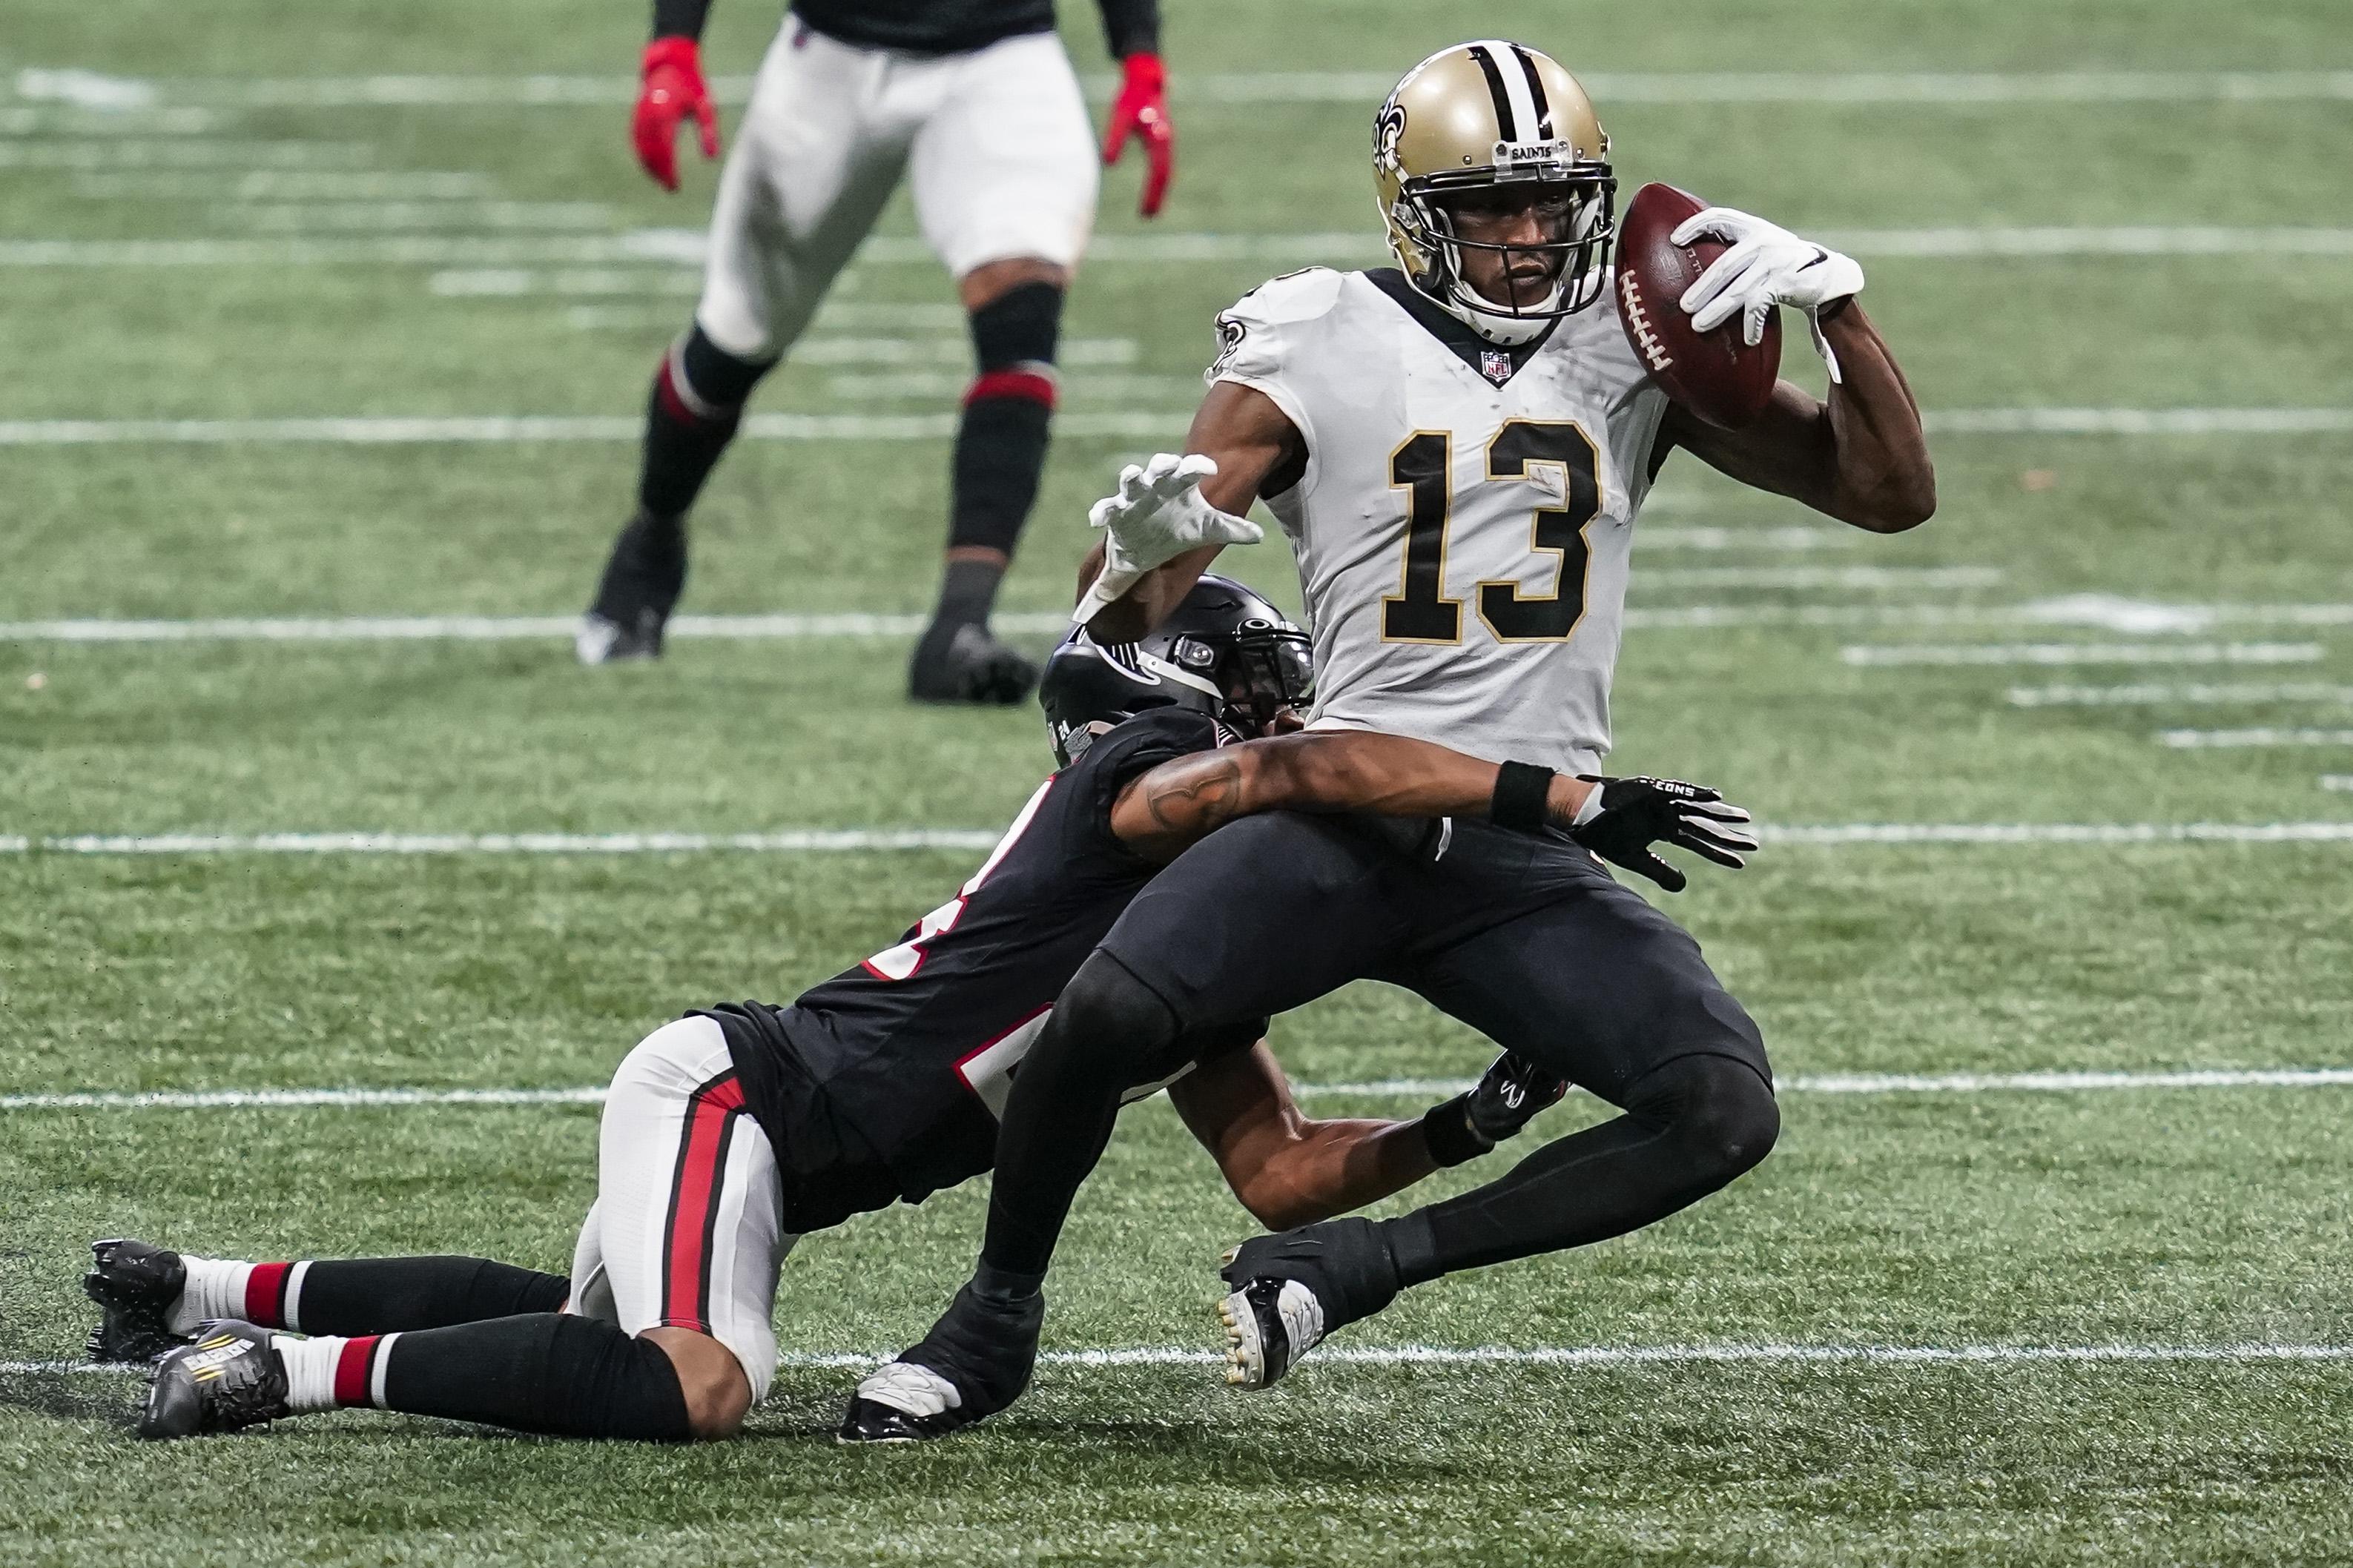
379, 1314, 693, 1442
978, 951, 1183, 1280
1382, 1054, 1779, 1287
295, 1257, 570, 1334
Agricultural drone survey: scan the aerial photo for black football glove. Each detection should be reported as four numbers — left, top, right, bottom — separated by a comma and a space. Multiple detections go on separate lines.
1570, 775, 1757, 893
1467, 1050, 1568, 1144
1422, 1051, 1568, 1166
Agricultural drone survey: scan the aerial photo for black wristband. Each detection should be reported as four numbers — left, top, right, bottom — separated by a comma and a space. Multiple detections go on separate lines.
1419, 1094, 1494, 1169
1490, 761, 1557, 831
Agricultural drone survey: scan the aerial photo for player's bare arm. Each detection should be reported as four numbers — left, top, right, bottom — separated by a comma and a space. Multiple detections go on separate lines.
1643, 203, 1934, 533
1167, 1045, 1436, 1230
1657, 300, 1935, 533
1107, 728, 1594, 861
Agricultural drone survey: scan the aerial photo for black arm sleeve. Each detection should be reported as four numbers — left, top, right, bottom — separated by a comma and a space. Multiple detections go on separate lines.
651, 0, 712, 42
1095, 0, 1160, 59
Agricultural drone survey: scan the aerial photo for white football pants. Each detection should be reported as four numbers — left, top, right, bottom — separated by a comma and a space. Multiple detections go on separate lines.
694, 20, 1100, 363
566, 1015, 794, 1406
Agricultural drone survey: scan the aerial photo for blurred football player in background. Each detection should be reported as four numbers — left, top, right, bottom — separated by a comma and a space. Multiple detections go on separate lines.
578, 0, 1177, 704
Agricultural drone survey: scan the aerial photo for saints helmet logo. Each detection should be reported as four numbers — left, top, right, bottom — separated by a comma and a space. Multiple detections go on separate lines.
1372, 98, 1407, 175
1209, 313, 1248, 377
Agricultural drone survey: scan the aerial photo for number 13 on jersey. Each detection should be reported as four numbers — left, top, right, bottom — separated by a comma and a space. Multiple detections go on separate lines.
1381, 417, 1604, 646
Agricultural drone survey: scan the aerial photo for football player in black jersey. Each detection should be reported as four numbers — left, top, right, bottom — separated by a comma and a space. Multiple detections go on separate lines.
99, 578, 1631, 1445
578, 0, 1175, 705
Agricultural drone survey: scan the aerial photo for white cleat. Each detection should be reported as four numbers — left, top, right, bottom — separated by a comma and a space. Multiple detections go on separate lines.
1216, 1276, 1327, 1391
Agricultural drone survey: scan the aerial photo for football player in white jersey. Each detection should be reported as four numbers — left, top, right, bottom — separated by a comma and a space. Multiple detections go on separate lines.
862, 41, 1932, 1434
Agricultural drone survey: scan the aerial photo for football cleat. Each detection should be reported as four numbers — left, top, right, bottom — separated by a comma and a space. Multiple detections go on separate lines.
1218, 1275, 1327, 1391
1215, 1217, 1402, 1392
908, 621, 1039, 706
139, 1320, 289, 1439
578, 508, 687, 665
83, 1237, 189, 1364
836, 1361, 974, 1444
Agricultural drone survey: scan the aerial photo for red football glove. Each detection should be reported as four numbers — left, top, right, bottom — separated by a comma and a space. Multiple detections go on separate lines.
1100, 53, 1173, 218
633, 36, 720, 192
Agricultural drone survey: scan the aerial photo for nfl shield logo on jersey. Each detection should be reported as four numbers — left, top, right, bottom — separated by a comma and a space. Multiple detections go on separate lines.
1479, 349, 1513, 385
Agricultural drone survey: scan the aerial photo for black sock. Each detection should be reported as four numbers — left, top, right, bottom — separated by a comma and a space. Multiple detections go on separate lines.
929, 555, 1006, 632
636, 323, 773, 520
980, 953, 1180, 1278
948, 280, 1062, 560
1379, 1055, 1779, 1288
294, 1257, 569, 1334
379, 1314, 693, 1442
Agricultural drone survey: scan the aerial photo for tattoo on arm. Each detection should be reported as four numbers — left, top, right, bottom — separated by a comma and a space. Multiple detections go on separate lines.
1144, 756, 1247, 836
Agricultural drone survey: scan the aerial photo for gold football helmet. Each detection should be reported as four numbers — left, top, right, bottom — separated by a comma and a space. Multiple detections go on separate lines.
1373, 42, 1615, 333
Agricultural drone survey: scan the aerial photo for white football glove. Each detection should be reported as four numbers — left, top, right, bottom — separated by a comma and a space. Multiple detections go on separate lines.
1671, 207, 1865, 383
1073, 452, 1263, 624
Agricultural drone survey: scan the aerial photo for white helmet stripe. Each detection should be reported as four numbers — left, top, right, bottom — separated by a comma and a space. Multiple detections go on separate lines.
1468, 39, 1542, 145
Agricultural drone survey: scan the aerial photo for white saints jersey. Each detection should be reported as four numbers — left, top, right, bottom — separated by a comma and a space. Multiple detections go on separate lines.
1208, 265, 1669, 775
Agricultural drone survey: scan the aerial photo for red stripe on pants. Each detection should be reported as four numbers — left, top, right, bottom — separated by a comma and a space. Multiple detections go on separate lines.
244, 1262, 293, 1327
331, 1334, 381, 1407
659, 1073, 748, 1333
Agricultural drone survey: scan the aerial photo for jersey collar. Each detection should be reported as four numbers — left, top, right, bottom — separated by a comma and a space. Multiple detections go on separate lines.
1364, 268, 1562, 387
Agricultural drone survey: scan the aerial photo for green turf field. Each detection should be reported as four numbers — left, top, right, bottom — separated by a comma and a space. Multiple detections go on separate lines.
5, 0, 2353, 1561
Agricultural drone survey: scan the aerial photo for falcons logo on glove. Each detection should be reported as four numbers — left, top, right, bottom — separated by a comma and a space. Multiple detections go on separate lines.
1571, 775, 1758, 893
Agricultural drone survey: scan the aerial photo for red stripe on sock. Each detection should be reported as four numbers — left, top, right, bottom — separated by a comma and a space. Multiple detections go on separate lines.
332, 1334, 382, 1408
653, 357, 698, 425
659, 1073, 747, 1332
965, 369, 1058, 409
244, 1262, 293, 1327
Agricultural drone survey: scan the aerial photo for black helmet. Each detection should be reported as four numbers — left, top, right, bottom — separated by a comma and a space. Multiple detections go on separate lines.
1040, 575, 1315, 766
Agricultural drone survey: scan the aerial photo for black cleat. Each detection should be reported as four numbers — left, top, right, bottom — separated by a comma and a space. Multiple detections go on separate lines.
836, 1363, 977, 1444
84, 1238, 189, 1364
1215, 1217, 1402, 1392
139, 1320, 290, 1439
579, 507, 687, 665
908, 621, 1039, 705
836, 1282, 1043, 1442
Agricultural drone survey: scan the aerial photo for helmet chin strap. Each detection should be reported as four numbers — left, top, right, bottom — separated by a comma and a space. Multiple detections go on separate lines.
1439, 281, 1560, 346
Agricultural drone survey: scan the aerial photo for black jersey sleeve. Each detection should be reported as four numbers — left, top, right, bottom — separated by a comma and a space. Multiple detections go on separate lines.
1061, 706, 1220, 861
1096, 0, 1160, 59
651, 0, 711, 42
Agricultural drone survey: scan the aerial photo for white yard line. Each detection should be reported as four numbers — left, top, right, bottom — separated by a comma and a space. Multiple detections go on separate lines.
1, 411, 2347, 446
1639, 526, 1852, 552
1845, 643, 2326, 666
2324, 775, 2353, 791
1633, 566, 2001, 590
0, 106, 217, 135
10, 1341, 2353, 1378
0, 412, 1184, 443
222, 201, 613, 234
0, 142, 372, 171
0, 824, 2347, 860
78, 171, 498, 201
1, 607, 2346, 644
89, 70, 2353, 109
1758, 822, 2353, 842
5, 830, 1005, 856
2156, 728, 2353, 749
10, 229, 2353, 269
2009, 682, 2353, 707
7, 1066, 2353, 1114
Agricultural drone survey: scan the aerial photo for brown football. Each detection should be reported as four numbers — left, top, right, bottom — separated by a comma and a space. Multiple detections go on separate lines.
1614, 182, 1781, 430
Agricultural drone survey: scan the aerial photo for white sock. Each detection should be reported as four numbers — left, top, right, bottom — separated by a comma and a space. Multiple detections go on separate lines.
167, 1256, 254, 1336
274, 1334, 342, 1415
270, 1332, 397, 1415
